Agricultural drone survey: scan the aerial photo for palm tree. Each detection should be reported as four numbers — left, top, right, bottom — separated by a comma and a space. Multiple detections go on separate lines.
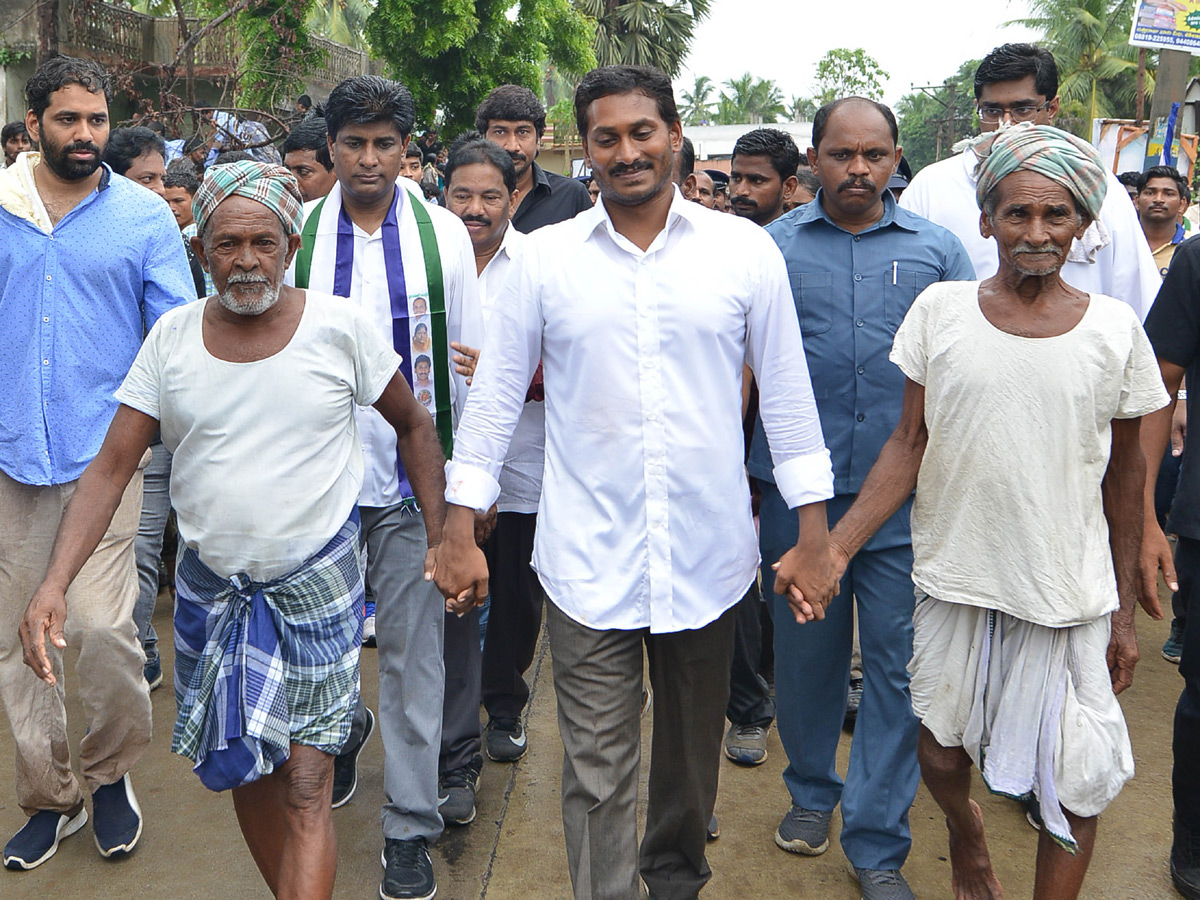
305, 0, 374, 49
572, 0, 711, 77
716, 72, 786, 125
1010, 0, 1152, 128
680, 75, 715, 124
789, 95, 816, 122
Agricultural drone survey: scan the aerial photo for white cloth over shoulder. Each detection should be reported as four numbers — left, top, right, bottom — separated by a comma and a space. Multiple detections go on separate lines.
890, 281, 1168, 627
115, 292, 401, 582
900, 150, 1160, 321
910, 596, 1133, 851
446, 188, 833, 633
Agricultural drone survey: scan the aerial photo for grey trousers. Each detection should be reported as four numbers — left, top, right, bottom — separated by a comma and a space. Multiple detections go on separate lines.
361, 503, 445, 842
545, 600, 736, 900
132, 439, 172, 665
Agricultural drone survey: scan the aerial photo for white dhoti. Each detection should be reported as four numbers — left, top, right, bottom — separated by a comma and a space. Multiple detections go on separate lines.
908, 595, 1133, 852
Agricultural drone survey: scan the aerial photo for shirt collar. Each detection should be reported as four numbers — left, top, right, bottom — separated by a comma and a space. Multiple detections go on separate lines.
790, 187, 915, 235
529, 162, 551, 195
580, 184, 696, 250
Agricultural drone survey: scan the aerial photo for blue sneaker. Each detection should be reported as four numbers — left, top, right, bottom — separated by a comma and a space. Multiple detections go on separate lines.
144, 656, 163, 691
3, 802, 87, 870
1164, 618, 1185, 664
91, 774, 142, 858
363, 599, 377, 648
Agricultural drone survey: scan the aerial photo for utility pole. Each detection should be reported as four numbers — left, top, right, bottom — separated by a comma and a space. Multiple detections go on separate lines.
1145, 48, 1190, 168
36, 0, 59, 67
914, 80, 962, 162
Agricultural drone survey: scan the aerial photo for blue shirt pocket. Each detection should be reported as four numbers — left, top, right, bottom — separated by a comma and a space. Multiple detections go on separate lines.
884, 265, 940, 332
790, 271, 833, 337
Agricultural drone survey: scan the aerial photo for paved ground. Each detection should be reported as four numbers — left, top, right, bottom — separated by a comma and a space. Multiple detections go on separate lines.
0, 592, 1185, 899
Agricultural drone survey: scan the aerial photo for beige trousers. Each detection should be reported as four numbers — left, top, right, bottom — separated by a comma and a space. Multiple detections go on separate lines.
0, 463, 152, 815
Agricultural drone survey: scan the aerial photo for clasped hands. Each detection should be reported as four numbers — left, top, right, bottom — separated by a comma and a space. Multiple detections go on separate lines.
771, 538, 847, 624
424, 504, 493, 616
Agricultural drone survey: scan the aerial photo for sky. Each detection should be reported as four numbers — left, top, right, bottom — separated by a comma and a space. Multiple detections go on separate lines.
676, 0, 1040, 110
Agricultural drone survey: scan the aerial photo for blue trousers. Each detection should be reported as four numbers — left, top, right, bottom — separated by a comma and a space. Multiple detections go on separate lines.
759, 484, 919, 871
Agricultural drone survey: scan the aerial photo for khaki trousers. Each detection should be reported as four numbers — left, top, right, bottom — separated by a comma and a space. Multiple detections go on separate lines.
0, 463, 152, 815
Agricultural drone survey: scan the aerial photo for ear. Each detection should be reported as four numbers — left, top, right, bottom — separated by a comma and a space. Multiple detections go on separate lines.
682, 173, 698, 197
1074, 214, 1092, 241
782, 174, 799, 202
979, 210, 994, 240
284, 232, 303, 268
806, 147, 818, 174
400, 135, 410, 154
1047, 96, 1060, 124
190, 235, 209, 272
893, 146, 904, 171
25, 109, 39, 144
508, 188, 521, 219
669, 120, 683, 153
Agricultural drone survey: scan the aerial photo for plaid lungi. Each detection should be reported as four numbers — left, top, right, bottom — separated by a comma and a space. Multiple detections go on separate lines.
172, 511, 364, 791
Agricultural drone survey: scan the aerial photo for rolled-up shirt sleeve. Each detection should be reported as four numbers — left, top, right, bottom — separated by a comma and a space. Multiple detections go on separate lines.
744, 236, 835, 509
445, 238, 544, 513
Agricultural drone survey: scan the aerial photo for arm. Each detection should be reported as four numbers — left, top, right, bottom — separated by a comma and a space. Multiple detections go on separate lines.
828, 379, 928, 573
1139, 358, 1186, 616
141, 205, 196, 330
20, 406, 158, 685
1107, 416, 1148, 695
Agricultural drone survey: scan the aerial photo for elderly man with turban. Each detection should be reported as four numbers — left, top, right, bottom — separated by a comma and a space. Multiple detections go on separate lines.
815, 124, 1169, 900
19, 160, 451, 900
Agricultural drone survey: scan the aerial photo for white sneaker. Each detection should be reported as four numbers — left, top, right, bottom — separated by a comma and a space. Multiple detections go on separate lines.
362, 614, 377, 647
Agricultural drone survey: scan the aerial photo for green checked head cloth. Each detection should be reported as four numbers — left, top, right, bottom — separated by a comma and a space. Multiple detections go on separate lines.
972, 123, 1107, 222
193, 160, 305, 237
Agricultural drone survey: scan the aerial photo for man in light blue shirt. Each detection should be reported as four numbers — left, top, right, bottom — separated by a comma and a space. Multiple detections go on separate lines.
749, 97, 974, 900
0, 56, 192, 871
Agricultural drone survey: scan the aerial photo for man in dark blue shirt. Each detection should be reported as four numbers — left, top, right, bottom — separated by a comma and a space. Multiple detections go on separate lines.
749, 97, 973, 900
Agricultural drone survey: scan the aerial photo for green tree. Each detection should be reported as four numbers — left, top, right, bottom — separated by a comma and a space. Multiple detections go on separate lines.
680, 74, 716, 125
306, 0, 374, 48
812, 47, 888, 104
1010, 0, 1153, 132
788, 94, 816, 122
573, 0, 711, 76
713, 72, 786, 124
367, 0, 596, 135
895, 60, 979, 173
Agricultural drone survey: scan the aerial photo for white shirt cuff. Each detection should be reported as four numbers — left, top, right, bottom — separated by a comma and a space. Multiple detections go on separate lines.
773, 449, 836, 509
445, 460, 501, 513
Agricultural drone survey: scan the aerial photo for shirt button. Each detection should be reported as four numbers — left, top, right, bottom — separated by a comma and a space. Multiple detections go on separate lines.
43, 316, 50, 323
857, 365, 865, 375
854, 273, 862, 282
43, 359, 49, 365
857, 413, 865, 422
45, 275, 52, 282
853, 236, 860, 242
855, 318, 864, 327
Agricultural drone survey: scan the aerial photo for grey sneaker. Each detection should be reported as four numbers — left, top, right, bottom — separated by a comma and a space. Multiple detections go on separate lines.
1164, 618, 1185, 664
438, 754, 482, 826
724, 722, 769, 766
774, 805, 831, 855
849, 864, 915, 900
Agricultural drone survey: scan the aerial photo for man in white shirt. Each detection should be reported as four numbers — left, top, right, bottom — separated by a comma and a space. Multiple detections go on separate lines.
900, 43, 1160, 321
827, 125, 1167, 900
284, 75, 482, 900
435, 65, 839, 900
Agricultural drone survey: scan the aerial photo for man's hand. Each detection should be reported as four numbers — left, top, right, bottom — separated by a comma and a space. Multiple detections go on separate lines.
474, 504, 498, 547
429, 505, 490, 616
19, 584, 68, 686
1107, 609, 1139, 695
772, 543, 839, 625
1139, 520, 1175, 620
451, 342, 480, 385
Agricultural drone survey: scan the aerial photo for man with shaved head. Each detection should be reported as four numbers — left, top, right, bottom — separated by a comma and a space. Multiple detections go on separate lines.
684, 169, 715, 207
20, 160, 450, 900
825, 124, 1167, 900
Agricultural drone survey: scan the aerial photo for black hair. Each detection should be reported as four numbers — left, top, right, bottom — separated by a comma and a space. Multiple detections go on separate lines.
574, 65, 679, 137
474, 84, 547, 137
415, 354, 432, 367
405, 143, 423, 160
679, 136, 695, 180
444, 132, 518, 194
812, 97, 898, 150
325, 75, 416, 142
795, 170, 821, 196
732, 128, 800, 182
1138, 165, 1191, 203
213, 150, 255, 165
182, 133, 207, 156
1117, 170, 1142, 189
25, 55, 113, 121
2, 121, 29, 144
143, 119, 165, 136
281, 116, 332, 170
974, 43, 1058, 101
297, 94, 312, 109
102, 126, 166, 174
162, 163, 199, 194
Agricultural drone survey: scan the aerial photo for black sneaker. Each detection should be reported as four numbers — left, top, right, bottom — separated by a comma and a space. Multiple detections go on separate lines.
485, 716, 527, 762
332, 707, 375, 809
1173, 815, 1200, 900
844, 676, 864, 728
438, 755, 482, 826
3, 801, 87, 870
92, 774, 142, 858
706, 813, 720, 841
380, 837, 436, 900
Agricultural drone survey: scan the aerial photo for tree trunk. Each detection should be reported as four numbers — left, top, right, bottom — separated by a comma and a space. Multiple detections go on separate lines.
36, 0, 59, 68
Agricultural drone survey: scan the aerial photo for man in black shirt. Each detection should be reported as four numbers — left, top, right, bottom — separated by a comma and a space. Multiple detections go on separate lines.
475, 84, 592, 233
1141, 238, 1200, 900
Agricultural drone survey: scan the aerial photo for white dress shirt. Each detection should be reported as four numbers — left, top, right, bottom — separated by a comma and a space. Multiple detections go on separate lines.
286, 180, 482, 508
479, 226, 545, 514
900, 149, 1160, 321
446, 189, 834, 633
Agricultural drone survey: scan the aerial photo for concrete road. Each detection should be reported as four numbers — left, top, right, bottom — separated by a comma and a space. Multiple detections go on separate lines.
0, 594, 1184, 899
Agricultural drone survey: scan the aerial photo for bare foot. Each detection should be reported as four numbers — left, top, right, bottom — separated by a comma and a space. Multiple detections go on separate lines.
946, 800, 1005, 900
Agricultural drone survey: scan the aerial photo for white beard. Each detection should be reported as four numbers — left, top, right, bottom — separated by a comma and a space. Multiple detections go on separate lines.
217, 277, 280, 316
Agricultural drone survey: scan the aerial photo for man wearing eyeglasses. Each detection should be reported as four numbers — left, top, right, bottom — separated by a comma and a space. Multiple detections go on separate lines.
901, 42, 1160, 321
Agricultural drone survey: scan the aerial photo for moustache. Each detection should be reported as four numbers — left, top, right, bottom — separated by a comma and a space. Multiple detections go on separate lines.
508, 151, 527, 164
1011, 242, 1064, 259
226, 273, 271, 285
63, 141, 101, 156
730, 196, 757, 207
460, 214, 492, 227
608, 160, 654, 178
837, 178, 876, 195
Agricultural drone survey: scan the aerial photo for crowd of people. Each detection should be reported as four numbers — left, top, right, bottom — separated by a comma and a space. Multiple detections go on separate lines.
0, 39, 1198, 900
